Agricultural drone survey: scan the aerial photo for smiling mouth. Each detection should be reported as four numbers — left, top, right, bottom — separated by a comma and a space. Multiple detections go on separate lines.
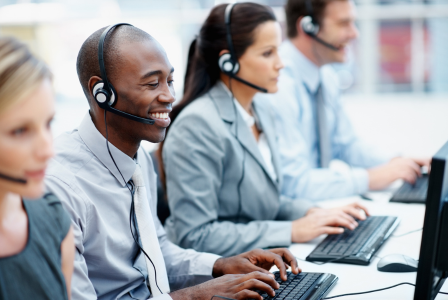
150, 112, 169, 119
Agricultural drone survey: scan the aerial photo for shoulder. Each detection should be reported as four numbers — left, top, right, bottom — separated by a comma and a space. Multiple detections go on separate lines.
167, 95, 225, 143
171, 95, 221, 129
25, 193, 71, 241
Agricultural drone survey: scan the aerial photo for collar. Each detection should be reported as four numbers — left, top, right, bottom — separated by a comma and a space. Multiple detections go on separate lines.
218, 80, 256, 127
281, 40, 321, 94
78, 112, 137, 187
233, 99, 255, 128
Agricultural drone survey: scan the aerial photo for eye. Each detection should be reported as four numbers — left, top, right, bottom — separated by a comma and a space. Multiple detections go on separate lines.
147, 82, 159, 88
11, 127, 28, 137
263, 50, 273, 57
168, 79, 174, 86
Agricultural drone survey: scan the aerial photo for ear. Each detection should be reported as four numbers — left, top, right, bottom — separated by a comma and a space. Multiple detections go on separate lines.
219, 49, 230, 57
88, 76, 103, 99
296, 16, 305, 36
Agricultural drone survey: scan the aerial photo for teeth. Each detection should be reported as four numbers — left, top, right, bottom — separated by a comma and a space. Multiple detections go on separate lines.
150, 112, 169, 119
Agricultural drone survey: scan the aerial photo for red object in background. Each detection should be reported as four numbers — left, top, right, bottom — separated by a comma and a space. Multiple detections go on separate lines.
380, 21, 412, 84
379, 20, 429, 86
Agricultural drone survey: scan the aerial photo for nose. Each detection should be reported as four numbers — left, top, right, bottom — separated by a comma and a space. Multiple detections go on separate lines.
158, 82, 176, 104
35, 125, 54, 162
276, 55, 284, 71
349, 22, 359, 40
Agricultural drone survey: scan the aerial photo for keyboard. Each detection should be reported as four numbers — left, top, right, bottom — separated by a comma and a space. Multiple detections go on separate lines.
257, 272, 338, 300
306, 216, 400, 265
390, 174, 429, 204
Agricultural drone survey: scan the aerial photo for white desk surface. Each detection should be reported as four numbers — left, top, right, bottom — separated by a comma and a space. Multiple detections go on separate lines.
285, 191, 448, 300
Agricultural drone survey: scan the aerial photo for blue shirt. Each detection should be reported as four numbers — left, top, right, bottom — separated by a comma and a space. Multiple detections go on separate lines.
45, 113, 220, 300
259, 40, 393, 201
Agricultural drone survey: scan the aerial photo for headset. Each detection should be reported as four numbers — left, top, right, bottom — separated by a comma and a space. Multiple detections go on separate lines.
92, 23, 155, 125
300, 0, 340, 51
218, 3, 268, 93
0, 172, 27, 184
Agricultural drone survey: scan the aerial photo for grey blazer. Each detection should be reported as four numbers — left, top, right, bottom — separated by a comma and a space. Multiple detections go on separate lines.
163, 83, 314, 256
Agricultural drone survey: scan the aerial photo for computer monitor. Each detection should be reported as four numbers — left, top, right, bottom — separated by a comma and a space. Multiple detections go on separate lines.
414, 141, 448, 300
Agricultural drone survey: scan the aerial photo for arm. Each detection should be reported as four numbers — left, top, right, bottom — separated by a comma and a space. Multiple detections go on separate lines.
270, 76, 369, 200
46, 174, 98, 300
163, 113, 292, 257
61, 227, 75, 300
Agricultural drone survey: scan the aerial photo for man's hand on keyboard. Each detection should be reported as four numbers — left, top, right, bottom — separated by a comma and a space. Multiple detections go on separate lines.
291, 203, 370, 243
212, 248, 301, 281
170, 271, 279, 300
368, 157, 431, 190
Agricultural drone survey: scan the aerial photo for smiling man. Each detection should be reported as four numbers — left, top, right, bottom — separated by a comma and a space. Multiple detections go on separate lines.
45, 25, 299, 300
261, 0, 430, 201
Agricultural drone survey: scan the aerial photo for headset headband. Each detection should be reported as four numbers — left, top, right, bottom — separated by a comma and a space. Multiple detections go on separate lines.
98, 23, 132, 95
224, 3, 237, 65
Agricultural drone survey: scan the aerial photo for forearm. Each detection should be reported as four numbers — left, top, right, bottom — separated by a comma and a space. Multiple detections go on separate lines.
178, 220, 292, 257
282, 167, 369, 200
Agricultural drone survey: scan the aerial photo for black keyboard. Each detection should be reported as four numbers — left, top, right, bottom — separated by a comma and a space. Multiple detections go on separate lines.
306, 216, 400, 265
257, 272, 338, 300
390, 174, 429, 204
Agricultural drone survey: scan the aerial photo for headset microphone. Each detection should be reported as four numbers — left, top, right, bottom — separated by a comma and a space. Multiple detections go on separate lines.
301, 0, 341, 52
0, 173, 27, 184
93, 23, 155, 125
218, 3, 268, 94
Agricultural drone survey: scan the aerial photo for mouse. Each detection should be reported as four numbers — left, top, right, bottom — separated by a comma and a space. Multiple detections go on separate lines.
377, 254, 418, 272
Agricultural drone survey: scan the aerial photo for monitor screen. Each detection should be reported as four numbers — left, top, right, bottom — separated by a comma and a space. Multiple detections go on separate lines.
414, 141, 448, 300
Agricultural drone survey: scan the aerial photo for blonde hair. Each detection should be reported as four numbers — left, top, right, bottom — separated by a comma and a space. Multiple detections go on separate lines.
0, 37, 51, 114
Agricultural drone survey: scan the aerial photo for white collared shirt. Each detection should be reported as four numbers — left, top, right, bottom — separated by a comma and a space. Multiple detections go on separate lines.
45, 113, 220, 300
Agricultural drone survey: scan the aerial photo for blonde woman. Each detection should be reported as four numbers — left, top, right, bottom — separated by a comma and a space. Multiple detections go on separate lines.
0, 37, 74, 299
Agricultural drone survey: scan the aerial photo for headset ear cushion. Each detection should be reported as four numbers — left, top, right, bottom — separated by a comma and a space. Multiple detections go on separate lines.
92, 81, 116, 106
301, 16, 319, 36
219, 53, 237, 74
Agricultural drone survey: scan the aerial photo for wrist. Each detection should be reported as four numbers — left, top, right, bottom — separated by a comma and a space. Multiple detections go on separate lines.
212, 257, 226, 277
306, 207, 320, 216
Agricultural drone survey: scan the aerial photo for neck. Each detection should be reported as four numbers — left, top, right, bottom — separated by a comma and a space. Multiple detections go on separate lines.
220, 75, 256, 113
290, 36, 323, 67
90, 110, 140, 158
0, 189, 22, 220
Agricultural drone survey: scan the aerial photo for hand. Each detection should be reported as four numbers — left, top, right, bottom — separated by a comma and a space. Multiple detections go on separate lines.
368, 157, 431, 190
291, 203, 370, 243
170, 271, 280, 300
212, 248, 301, 281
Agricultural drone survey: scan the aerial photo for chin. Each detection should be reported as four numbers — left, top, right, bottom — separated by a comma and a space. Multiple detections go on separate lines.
145, 130, 167, 144
22, 182, 46, 200
267, 84, 279, 94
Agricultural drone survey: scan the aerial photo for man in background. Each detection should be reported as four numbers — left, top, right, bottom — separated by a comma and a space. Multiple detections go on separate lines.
263, 0, 429, 201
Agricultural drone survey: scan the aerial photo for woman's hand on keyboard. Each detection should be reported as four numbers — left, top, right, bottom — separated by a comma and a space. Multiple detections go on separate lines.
291, 203, 370, 243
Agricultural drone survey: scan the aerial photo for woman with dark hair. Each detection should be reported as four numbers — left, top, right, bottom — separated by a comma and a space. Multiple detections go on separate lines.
161, 2, 369, 256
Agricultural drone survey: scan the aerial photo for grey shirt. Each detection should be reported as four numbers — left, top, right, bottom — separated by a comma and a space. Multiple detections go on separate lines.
45, 113, 220, 300
163, 83, 314, 257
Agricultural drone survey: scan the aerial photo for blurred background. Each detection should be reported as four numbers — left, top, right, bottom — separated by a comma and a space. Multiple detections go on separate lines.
0, 0, 447, 156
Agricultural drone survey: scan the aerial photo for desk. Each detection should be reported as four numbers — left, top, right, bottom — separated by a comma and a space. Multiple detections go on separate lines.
286, 194, 448, 300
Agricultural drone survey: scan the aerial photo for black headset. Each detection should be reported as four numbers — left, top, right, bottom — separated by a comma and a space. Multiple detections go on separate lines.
92, 23, 155, 125
0, 172, 27, 184
300, 0, 340, 51
218, 3, 268, 93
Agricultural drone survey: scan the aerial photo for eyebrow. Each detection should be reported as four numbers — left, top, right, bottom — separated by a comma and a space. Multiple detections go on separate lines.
141, 67, 175, 80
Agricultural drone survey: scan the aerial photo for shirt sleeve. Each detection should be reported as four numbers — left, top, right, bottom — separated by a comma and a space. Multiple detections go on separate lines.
270, 73, 371, 200
45, 174, 98, 300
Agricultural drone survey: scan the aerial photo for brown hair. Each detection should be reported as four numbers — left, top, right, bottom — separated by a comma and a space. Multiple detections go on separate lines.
285, 0, 347, 38
157, 2, 276, 191
0, 37, 51, 114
